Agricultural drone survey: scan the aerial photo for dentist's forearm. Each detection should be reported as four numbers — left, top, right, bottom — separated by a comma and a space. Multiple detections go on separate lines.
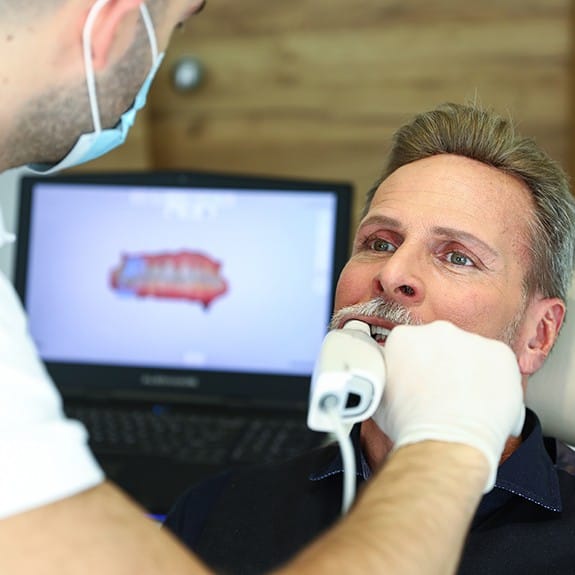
0, 441, 487, 575
276, 441, 488, 575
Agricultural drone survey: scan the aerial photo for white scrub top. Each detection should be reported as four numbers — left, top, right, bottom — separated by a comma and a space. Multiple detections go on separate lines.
0, 210, 103, 519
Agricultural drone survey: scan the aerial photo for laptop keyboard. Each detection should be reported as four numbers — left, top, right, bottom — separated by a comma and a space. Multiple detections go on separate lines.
66, 405, 328, 467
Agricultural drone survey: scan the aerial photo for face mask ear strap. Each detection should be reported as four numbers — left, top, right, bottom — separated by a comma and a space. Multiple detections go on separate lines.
139, 4, 160, 63
82, 1, 160, 134
82, 0, 109, 133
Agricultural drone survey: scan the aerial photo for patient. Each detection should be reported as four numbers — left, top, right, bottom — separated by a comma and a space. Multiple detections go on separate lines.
163, 102, 575, 574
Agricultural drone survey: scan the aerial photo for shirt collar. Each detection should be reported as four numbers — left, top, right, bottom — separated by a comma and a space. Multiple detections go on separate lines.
310, 424, 370, 482
310, 409, 562, 514
481, 408, 562, 513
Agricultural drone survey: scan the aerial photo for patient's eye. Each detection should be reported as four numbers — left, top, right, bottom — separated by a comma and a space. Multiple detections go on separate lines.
369, 237, 396, 253
445, 251, 475, 267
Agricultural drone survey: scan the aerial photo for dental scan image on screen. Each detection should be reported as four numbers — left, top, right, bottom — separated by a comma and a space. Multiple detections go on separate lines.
23, 183, 339, 376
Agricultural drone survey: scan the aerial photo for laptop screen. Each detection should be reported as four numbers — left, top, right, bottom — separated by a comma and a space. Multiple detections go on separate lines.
15, 172, 352, 404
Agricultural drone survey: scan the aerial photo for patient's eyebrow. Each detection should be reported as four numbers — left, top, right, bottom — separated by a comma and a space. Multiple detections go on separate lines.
432, 226, 499, 258
358, 214, 403, 230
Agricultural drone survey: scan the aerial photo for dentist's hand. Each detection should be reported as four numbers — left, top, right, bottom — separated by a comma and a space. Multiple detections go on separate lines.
373, 320, 525, 492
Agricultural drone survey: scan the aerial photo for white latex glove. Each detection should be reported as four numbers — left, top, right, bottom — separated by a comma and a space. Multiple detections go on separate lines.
373, 320, 525, 492
0, 271, 103, 518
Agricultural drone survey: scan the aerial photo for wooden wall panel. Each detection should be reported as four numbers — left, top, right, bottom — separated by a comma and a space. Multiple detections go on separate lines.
80, 0, 571, 230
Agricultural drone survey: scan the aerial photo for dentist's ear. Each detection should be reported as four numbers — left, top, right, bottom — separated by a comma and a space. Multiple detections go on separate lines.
84, 0, 144, 70
517, 297, 565, 376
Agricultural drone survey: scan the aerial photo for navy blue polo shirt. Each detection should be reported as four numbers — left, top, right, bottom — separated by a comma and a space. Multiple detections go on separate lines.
165, 410, 575, 574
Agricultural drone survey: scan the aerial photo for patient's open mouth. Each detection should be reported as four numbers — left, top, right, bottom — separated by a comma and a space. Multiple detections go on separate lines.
370, 324, 391, 344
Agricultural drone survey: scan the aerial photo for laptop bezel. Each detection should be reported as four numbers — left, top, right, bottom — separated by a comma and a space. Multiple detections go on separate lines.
14, 171, 353, 408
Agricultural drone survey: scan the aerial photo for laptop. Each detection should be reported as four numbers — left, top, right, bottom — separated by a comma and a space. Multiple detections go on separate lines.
14, 171, 353, 516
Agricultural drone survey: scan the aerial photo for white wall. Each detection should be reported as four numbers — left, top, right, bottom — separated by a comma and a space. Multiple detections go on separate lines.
0, 167, 25, 281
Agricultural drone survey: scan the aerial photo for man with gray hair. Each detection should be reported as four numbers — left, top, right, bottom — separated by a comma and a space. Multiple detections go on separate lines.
164, 102, 575, 575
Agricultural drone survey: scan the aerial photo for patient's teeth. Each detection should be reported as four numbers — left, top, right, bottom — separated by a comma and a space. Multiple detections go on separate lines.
370, 325, 391, 337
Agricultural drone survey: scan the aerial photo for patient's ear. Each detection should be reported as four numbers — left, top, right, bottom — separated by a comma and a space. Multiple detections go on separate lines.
84, 0, 143, 70
517, 297, 565, 376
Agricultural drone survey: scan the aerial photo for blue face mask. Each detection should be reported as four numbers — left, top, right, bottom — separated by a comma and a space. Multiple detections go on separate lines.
28, 0, 164, 174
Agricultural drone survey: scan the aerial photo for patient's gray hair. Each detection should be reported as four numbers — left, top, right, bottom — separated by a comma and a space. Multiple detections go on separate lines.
363, 102, 575, 302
